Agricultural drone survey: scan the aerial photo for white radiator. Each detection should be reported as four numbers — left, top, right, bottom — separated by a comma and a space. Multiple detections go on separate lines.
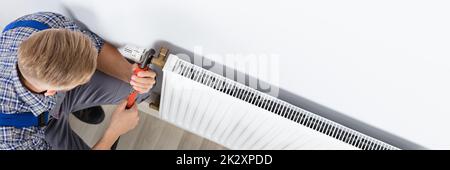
159, 54, 398, 150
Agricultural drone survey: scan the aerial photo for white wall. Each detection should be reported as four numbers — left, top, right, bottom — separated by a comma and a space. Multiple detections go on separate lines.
2, 0, 450, 149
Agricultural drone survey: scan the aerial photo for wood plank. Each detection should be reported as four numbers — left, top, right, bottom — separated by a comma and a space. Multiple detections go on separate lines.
177, 131, 204, 150
132, 114, 167, 149
152, 122, 185, 149
200, 139, 227, 150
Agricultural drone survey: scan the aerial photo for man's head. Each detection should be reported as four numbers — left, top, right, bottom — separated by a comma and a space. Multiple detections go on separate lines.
17, 29, 97, 95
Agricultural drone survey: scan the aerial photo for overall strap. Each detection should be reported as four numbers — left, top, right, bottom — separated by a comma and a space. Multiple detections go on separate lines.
2, 20, 50, 32
0, 112, 49, 128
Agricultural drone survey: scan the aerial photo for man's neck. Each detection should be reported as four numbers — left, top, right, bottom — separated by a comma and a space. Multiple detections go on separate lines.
17, 66, 46, 94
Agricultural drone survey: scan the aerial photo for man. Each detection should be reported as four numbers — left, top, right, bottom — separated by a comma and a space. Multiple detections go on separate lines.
0, 12, 156, 150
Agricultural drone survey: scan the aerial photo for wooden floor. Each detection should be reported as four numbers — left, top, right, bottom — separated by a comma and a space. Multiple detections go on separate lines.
69, 105, 227, 150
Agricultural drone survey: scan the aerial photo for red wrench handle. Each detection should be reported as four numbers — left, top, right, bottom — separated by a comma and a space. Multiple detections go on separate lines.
126, 65, 149, 109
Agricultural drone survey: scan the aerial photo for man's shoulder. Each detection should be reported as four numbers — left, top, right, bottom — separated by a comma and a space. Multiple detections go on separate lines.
17, 12, 67, 22
5, 11, 72, 32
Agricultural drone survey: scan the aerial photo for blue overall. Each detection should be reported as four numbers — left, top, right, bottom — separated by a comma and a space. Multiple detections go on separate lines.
0, 20, 50, 128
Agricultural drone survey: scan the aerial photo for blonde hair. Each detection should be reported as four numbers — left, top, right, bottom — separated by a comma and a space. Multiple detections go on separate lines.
18, 29, 98, 88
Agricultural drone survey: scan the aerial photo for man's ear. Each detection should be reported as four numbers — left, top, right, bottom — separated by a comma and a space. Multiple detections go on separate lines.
44, 90, 57, 96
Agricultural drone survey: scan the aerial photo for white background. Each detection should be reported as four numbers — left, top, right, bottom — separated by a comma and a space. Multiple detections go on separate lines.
1, 0, 449, 149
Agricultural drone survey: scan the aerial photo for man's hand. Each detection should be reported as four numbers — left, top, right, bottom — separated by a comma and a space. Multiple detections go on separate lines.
107, 100, 140, 136
130, 64, 156, 94
92, 100, 140, 150
96, 42, 157, 93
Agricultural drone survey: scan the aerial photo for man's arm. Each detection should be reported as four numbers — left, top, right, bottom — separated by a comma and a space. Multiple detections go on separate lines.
92, 129, 121, 150
97, 42, 133, 82
92, 100, 139, 150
